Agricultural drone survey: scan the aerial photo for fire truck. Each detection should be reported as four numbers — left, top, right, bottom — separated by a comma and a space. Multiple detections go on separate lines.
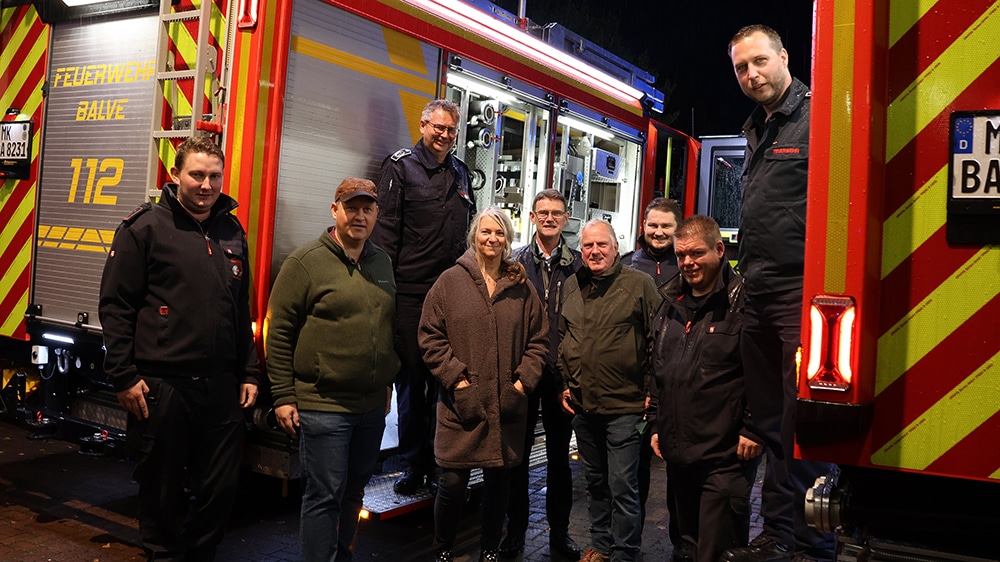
786, 1, 1000, 560
0, 0, 697, 517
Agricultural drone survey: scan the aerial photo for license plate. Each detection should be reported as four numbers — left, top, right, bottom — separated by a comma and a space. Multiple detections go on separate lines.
951, 113, 1000, 199
0, 122, 30, 162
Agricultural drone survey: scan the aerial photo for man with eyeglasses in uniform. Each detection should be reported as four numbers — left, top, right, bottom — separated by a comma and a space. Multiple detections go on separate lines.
371, 99, 477, 496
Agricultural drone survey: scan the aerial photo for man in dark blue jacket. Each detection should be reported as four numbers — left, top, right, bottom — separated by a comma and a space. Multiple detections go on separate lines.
621, 197, 682, 287
100, 136, 259, 561
371, 99, 476, 495
502, 188, 582, 560
650, 215, 762, 562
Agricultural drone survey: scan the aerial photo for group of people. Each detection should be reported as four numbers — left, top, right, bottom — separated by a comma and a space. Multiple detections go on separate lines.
97, 22, 833, 562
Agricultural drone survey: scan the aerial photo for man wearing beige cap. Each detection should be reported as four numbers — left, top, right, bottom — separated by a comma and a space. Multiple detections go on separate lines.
266, 178, 400, 562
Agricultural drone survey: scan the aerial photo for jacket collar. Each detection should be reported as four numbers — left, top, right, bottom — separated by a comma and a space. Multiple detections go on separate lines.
743, 77, 810, 134
457, 248, 519, 297
159, 183, 238, 224
323, 226, 376, 265
661, 261, 741, 308
413, 139, 454, 170
530, 234, 575, 267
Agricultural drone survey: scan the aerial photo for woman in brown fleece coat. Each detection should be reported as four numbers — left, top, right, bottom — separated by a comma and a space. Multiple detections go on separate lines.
419, 206, 548, 562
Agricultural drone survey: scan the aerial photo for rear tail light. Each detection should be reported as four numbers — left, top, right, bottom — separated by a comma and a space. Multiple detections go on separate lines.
805, 295, 856, 391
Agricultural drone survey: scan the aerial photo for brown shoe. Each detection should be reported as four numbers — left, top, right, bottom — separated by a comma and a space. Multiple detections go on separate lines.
579, 549, 610, 562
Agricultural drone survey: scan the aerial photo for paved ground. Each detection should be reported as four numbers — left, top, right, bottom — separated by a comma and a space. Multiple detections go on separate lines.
0, 421, 762, 562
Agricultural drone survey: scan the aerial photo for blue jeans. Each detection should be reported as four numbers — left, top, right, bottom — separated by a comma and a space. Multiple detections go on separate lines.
298, 407, 385, 562
573, 412, 644, 562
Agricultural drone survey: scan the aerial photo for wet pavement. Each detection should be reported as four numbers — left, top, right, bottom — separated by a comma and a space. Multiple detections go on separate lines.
0, 421, 762, 561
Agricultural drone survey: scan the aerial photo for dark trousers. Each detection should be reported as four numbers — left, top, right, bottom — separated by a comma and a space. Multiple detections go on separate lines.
506, 368, 574, 536
742, 290, 835, 557
668, 459, 758, 562
127, 375, 245, 562
434, 467, 512, 552
394, 293, 437, 475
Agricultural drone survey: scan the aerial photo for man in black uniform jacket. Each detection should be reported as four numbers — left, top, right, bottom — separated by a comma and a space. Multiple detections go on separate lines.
100, 136, 259, 561
371, 99, 476, 495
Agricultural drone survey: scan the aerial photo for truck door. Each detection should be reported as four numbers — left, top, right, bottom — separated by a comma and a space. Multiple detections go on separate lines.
30, 10, 157, 335
698, 135, 746, 260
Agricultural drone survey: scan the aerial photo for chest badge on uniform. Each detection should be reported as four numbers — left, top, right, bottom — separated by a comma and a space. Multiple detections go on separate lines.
230, 259, 243, 280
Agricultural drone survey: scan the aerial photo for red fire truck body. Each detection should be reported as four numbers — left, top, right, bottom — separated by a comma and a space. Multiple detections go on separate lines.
795, 1, 1000, 559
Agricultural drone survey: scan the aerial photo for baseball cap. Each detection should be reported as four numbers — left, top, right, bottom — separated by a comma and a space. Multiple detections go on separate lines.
335, 177, 377, 202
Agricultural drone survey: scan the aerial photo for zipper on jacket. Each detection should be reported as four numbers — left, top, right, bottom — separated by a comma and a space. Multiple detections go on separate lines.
204, 235, 212, 256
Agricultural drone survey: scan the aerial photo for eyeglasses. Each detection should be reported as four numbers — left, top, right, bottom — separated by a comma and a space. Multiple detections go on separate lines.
534, 210, 566, 218
424, 121, 458, 136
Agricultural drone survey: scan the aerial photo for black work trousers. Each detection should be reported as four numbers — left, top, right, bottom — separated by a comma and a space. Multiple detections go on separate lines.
506, 367, 574, 536
394, 293, 437, 476
741, 290, 835, 557
434, 467, 511, 552
127, 374, 245, 562
668, 459, 758, 562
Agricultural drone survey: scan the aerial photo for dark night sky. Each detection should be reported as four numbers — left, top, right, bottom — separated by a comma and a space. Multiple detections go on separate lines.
494, 1, 814, 138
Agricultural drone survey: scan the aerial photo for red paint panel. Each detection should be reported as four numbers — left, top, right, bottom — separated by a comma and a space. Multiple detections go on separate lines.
883, 57, 1000, 220
925, 409, 1000, 479
887, 0, 995, 100
878, 227, 978, 334
872, 293, 1000, 449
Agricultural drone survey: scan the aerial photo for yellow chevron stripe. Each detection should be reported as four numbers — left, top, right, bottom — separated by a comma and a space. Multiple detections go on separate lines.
165, 0, 226, 119
872, 348, 1000, 470
226, 26, 252, 206
383, 26, 429, 76
1, 6, 14, 30
877, 248, 1000, 395
0, 197, 33, 337
881, 164, 947, 278
823, 0, 855, 294
291, 35, 437, 96
889, 0, 940, 47
991, 467, 1000, 479
886, 2, 1000, 161
0, 16, 46, 110
0, 293, 28, 336
398, 89, 432, 145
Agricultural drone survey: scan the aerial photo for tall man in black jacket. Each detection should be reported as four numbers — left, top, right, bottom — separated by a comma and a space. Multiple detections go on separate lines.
371, 99, 476, 495
649, 215, 762, 562
100, 136, 259, 561
502, 189, 582, 560
722, 25, 835, 562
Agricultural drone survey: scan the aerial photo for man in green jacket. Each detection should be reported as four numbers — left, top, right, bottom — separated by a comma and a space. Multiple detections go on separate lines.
266, 178, 400, 562
559, 219, 662, 562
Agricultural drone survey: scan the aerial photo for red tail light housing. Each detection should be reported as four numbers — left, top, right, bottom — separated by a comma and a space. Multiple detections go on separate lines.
805, 295, 856, 391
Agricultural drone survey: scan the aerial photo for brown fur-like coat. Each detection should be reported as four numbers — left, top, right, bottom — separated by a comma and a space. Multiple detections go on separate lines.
418, 249, 548, 469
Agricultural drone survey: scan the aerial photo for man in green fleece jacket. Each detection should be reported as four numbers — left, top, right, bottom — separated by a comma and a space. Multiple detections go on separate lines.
266, 177, 400, 562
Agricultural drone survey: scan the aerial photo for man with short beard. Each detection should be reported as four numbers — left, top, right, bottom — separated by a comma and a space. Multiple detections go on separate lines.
722, 24, 834, 562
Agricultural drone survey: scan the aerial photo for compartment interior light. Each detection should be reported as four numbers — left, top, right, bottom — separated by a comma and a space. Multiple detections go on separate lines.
558, 115, 614, 140
406, 0, 644, 106
446, 73, 518, 105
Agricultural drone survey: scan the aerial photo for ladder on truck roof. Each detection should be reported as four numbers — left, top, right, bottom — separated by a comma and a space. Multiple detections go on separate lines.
146, 0, 223, 200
